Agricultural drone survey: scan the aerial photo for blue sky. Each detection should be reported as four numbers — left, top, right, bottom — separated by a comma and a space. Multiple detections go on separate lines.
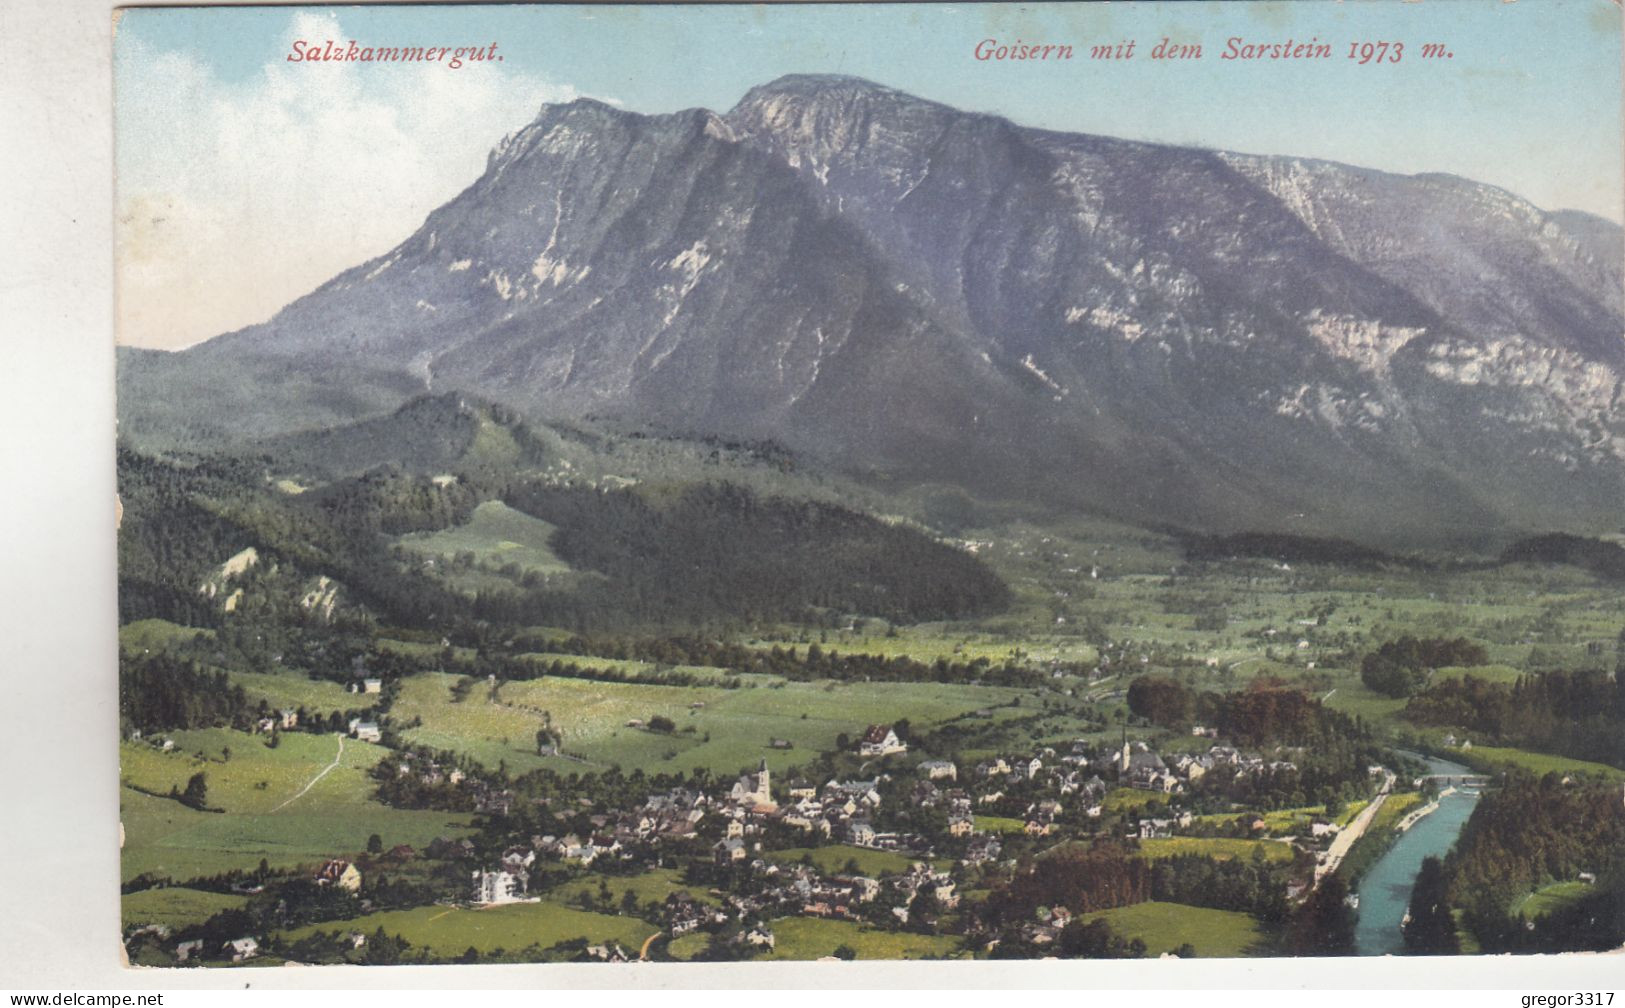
115, 1, 1623, 348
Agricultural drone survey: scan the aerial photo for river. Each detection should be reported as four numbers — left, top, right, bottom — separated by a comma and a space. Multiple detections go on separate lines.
1353, 753, 1480, 956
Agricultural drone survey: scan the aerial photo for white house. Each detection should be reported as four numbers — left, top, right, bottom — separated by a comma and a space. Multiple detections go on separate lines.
471, 868, 528, 905
858, 724, 907, 757
222, 937, 259, 962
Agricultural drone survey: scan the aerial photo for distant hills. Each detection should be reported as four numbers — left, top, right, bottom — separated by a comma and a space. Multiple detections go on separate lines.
118, 74, 1624, 549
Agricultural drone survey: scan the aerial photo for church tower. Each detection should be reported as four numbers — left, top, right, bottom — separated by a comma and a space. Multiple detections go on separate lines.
756, 758, 771, 803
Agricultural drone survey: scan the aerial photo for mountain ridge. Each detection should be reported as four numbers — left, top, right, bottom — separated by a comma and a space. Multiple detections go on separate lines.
117, 74, 1625, 548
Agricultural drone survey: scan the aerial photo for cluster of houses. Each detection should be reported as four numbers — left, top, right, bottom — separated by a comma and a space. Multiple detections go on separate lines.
666, 856, 959, 935
389, 751, 516, 814
147, 716, 1341, 964
254, 709, 300, 734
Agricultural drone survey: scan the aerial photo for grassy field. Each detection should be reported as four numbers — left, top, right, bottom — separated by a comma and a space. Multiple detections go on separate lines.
1190, 801, 1366, 834
1136, 837, 1296, 864
121, 729, 381, 815
393, 671, 1024, 776
973, 815, 1028, 835
1323, 683, 1408, 725
1513, 881, 1592, 920
1081, 900, 1268, 958
376, 638, 478, 662
1102, 788, 1165, 814
746, 629, 1098, 669
546, 867, 715, 909
765, 846, 942, 877
761, 916, 964, 960
224, 670, 360, 715
278, 899, 656, 959
665, 931, 710, 960
516, 653, 739, 683
119, 618, 211, 654
122, 886, 247, 931
1430, 665, 1524, 686
396, 500, 571, 577
1373, 791, 1422, 830
1444, 745, 1624, 780
120, 728, 470, 882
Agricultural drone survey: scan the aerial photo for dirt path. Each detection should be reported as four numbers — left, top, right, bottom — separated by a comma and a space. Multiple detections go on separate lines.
270, 735, 345, 812
1315, 771, 1394, 884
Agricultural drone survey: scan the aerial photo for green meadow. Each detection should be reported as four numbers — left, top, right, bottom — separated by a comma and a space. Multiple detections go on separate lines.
761, 916, 965, 960
1136, 837, 1296, 864
546, 867, 715, 908
396, 500, 572, 580
278, 899, 656, 958
764, 845, 945, 877
1445, 745, 1624, 780
393, 671, 1022, 777
1513, 881, 1592, 919
120, 728, 470, 882
122, 886, 248, 931
1081, 900, 1268, 957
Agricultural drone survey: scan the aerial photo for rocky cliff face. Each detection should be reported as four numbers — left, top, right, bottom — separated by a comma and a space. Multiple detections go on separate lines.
126, 75, 1625, 546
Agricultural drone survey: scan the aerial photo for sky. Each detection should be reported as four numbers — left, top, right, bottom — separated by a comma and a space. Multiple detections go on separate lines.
114, 1, 1624, 350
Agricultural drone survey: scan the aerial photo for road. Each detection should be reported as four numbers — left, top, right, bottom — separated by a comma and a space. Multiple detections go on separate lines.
270, 734, 345, 812
1314, 770, 1394, 885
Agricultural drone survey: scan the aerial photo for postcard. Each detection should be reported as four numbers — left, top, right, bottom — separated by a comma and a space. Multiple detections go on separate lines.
113, 0, 1625, 970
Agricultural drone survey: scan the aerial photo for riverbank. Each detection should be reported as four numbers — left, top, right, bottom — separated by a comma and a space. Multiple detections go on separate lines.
1333, 791, 1421, 888
1353, 756, 1481, 956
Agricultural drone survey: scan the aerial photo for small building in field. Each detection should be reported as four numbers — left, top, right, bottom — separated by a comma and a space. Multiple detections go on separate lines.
859, 724, 907, 757
222, 937, 259, 962
314, 858, 362, 892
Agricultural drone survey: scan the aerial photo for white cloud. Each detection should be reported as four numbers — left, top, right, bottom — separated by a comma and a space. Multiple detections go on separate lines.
116, 11, 586, 349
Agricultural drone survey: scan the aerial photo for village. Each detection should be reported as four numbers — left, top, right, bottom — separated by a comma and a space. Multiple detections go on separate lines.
139, 713, 1395, 966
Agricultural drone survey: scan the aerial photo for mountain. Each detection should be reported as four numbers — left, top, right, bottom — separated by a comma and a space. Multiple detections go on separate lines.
117, 75, 1625, 548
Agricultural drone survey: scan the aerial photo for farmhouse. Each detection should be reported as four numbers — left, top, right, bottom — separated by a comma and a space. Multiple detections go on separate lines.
222, 937, 259, 962
362, 678, 383, 694
352, 721, 382, 743
313, 858, 362, 892
858, 724, 907, 757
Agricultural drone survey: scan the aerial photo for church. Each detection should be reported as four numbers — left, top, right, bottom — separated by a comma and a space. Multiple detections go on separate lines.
729, 758, 776, 811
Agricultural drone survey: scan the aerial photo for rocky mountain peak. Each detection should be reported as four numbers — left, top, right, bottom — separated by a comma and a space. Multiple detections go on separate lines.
123, 75, 1625, 548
